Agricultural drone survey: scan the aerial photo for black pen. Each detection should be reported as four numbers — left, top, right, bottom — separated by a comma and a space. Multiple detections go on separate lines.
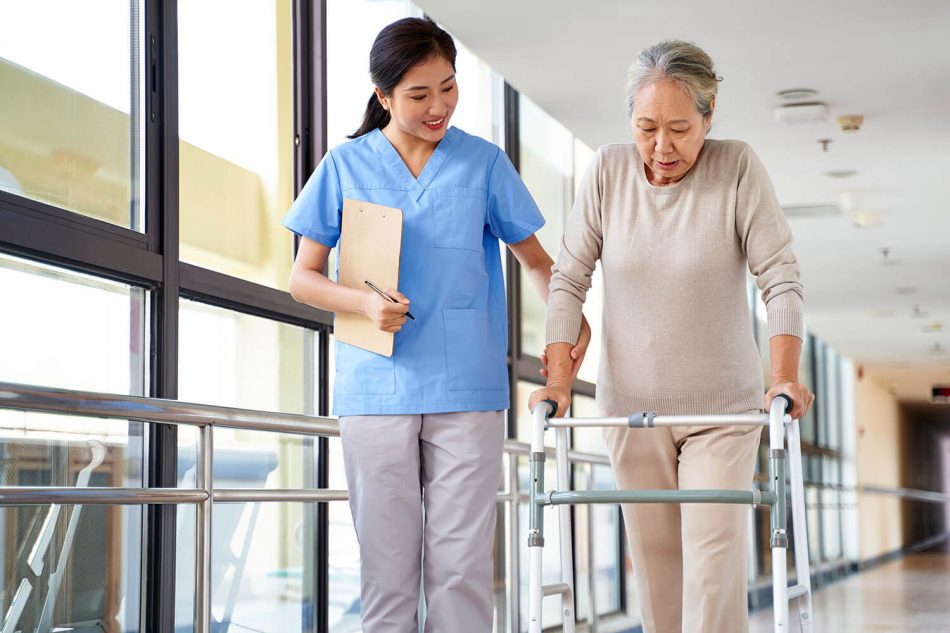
364, 280, 415, 320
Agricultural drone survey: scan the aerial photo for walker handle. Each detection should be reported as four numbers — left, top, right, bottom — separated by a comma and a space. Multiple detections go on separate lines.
773, 393, 794, 414
541, 399, 558, 419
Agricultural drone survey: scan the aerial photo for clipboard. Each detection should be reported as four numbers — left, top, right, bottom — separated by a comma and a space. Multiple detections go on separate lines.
335, 198, 404, 356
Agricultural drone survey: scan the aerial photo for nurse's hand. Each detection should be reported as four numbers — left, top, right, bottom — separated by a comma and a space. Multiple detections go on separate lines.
362, 289, 410, 333
528, 384, 571, 419
539, 315, 592, 381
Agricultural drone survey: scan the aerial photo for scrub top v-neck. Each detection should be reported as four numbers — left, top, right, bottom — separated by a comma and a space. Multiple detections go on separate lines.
283, 127, 544, 416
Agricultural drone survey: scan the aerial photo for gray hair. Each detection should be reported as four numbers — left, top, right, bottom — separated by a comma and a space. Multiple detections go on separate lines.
625, 40, 720, 119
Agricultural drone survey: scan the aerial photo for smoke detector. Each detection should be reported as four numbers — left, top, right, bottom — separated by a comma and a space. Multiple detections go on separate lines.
774, 102, 830, 124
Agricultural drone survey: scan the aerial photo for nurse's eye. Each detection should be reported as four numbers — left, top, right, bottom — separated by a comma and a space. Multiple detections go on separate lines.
410, 95, 426, 101
441, 84, 455, 93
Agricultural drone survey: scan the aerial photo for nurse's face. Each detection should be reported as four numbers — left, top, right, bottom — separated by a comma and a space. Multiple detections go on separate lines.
378, 55, 458, 145
631, 79, 712, 186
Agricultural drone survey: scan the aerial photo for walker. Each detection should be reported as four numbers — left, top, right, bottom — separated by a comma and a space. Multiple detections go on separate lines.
527, 395, 813, 633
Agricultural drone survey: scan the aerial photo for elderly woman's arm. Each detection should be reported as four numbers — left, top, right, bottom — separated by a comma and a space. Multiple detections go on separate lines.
528, 151, 605, 417
736, 146, 815, 419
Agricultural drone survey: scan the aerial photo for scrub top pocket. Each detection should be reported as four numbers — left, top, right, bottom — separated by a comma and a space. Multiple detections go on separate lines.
442, 308, 508, 391
431, 187, 488, 252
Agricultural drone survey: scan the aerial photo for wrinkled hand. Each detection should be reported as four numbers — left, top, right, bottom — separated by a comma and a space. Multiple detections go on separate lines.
540, 315, 592, 381
766, 381, 814, 419
362, 288, 410, 333
528, 383, 571, 419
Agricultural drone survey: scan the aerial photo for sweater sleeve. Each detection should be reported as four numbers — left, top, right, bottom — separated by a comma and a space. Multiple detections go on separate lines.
545, 148, 605, 346
735, 145, 805, 339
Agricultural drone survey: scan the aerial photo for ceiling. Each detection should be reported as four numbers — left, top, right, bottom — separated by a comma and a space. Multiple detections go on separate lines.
419, 0, 950, 401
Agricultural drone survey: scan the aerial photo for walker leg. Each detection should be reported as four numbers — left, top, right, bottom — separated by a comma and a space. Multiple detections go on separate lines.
787, 419, 814, 632
555, 427, 576, 633
528, 403, 551, 633
769, 398, 790, 632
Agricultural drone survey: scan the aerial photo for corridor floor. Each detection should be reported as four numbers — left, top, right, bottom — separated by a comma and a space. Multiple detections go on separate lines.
749, 552, 950, 632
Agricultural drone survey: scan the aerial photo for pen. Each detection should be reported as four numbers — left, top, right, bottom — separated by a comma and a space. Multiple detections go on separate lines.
364, 280, 415, 320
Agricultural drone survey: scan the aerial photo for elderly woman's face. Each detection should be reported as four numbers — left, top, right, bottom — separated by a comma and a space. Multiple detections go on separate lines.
631, 79, 711, 186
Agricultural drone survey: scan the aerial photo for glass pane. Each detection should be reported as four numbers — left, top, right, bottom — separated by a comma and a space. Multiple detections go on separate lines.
178, 299, 316, 415
592, 465, 622, 616
326, 0, 415, 150
518, 96, 574, 358
0, 0, 142, 229
328, 437, 361, 632
176, 501, 321, 632
177, 301, 323, 630
571, 394, 606, 455
0, 252, 147, 395
178, 0, 294, 290
0, 412, 145, 632
450, 40, 503, 144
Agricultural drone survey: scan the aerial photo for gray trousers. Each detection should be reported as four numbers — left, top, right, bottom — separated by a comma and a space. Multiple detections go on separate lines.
340, 410, 505, 633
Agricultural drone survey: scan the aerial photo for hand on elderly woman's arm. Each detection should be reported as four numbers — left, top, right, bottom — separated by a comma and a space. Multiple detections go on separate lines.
528, 342, 574, 418
765, 334, 815, 419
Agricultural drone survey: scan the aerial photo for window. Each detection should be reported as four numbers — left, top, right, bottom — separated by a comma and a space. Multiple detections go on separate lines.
0, 0, 143, 229
177, 1, 295, 290
518, 95, 574, 358
175, 301, 322, 630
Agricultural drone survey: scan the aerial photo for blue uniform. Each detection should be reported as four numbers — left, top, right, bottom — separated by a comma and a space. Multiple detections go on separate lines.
283, 127, 544, 416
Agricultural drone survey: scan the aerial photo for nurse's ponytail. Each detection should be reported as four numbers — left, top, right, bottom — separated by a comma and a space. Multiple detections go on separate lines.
349, 17, 457, 139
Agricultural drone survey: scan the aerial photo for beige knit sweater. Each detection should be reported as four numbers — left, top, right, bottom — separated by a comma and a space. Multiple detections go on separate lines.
546, 139, 804, 416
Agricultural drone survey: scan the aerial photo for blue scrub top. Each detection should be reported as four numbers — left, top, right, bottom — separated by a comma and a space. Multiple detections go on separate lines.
283, 127, 544, 416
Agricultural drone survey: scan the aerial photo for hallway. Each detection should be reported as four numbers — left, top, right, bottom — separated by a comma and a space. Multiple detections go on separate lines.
749, 552, 950, 632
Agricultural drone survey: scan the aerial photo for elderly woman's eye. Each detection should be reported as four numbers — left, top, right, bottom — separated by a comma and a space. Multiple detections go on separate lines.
639, 127, 656, 133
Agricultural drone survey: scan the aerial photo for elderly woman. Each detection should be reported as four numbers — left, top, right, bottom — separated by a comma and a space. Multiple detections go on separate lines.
529, 40, 815, 632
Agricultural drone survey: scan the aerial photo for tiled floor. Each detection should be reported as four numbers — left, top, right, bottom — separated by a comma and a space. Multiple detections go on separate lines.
749, 553, 950, 632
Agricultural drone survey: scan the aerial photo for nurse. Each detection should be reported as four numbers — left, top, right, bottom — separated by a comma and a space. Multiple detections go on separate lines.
283, 17, 590, 633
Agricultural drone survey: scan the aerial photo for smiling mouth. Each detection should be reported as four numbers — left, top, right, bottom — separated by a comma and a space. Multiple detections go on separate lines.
424, 117, 445, 128
656, 159, 679, 169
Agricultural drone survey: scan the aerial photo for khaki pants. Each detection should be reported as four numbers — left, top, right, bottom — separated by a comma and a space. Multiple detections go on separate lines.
604, 421, 761, 633
340, 410, 504, 633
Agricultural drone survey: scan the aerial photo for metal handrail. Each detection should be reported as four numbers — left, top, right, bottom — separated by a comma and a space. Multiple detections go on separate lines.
0, 381, 619, 633
3, 380, 947, 633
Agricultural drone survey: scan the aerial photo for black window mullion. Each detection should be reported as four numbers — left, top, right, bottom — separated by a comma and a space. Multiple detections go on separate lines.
293, 2, 328, 632
503, 82, 521, 440
144, 2, 180, 633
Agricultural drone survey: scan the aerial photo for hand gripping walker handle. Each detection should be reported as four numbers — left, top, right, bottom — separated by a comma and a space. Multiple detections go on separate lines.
773, 393, 794, 414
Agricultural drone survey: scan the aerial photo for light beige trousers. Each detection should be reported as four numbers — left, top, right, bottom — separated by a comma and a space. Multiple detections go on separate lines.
340, 410, 505, 633
604, 421, 762, 633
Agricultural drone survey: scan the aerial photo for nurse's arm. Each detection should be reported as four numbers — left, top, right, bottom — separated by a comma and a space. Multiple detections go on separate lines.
508, 235, 591, 378
289, 236, 409, 333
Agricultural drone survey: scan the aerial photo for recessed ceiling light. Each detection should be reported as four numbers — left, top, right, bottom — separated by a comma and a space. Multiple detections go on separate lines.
774, 102, 830, 124
776, 88, 818, 101
854, 212, 883, 229
825, 169, 859, 179
895, 287, 917, 295
782, 203, 841, 218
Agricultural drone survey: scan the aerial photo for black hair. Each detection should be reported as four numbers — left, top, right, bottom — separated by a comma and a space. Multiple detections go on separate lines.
349, 17, 457, 139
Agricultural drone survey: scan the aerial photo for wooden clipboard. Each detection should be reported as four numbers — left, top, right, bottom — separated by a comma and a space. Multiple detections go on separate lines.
335, 198, 403, 356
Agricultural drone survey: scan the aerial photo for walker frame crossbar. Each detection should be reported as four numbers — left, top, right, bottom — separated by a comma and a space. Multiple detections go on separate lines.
527, 395, 813, 633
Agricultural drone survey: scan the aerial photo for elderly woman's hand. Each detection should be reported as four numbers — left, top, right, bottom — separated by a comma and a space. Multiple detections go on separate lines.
540, 315, 592, 381
766, 381, 814, 419
528, 383, 571, 419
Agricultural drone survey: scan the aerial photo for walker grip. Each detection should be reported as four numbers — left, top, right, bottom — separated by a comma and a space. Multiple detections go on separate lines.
773, 393, 794, 413
542, 399, 558, 418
